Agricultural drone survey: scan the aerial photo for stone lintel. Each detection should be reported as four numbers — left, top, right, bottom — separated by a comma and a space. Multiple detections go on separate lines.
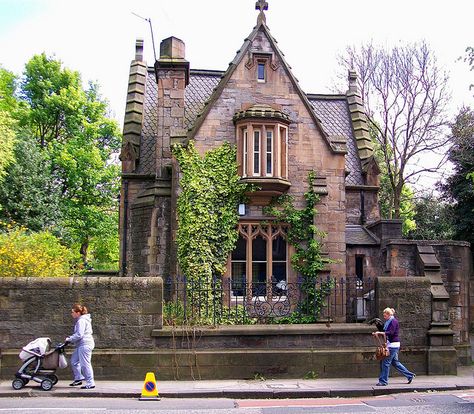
170, 135, 189, 147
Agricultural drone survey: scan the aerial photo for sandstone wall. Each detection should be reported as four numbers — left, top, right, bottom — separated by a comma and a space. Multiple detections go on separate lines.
0, 276, 162, 350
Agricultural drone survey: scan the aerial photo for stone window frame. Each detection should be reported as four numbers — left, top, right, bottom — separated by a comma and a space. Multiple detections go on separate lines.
257, 60, 266, 82
229, 222, 288, 297
237, 121, 288, 180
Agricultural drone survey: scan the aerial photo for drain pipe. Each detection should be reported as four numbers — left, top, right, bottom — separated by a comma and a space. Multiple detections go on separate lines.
121, 180, 129, 276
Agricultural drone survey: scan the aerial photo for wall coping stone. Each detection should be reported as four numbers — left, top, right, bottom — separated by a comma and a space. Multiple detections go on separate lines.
384, 239, 471, 247
152, 323, 375, 337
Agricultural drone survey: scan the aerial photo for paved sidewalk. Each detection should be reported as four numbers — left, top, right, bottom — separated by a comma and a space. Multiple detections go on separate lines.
0, 366, 472, 399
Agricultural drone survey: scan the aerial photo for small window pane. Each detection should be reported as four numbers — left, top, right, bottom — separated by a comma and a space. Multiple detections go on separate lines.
232, 236, 246, 260
272, 236, 286, 261
266, 131, 272, 175
252, 262, 266, 296
243, 129, 247, 177
272, 263, 286, 283
257, 63, 265, 80
231, 262, 246, 295
253, 131, 260, 175
252, 236, 266, 261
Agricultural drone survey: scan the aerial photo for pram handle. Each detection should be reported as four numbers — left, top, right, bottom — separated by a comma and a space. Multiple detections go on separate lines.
55, 341, 70, 349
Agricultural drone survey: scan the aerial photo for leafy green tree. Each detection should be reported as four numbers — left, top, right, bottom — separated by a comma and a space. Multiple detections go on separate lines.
440, 107, 474, 247
0, 67, 17, 183
0, 54, 121, 265
406, 193, 455, 240
0, 65, 17, 112
0, 133, 61, 231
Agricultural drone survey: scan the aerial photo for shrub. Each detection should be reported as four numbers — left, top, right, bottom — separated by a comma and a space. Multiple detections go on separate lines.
0, 227, 79, 277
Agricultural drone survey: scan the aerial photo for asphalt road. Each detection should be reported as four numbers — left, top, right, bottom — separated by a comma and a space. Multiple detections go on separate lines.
0, 391, 473, 414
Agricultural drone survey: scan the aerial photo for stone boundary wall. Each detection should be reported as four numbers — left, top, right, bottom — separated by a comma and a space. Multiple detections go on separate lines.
0, 276, 163, 350
0, 275, 468, 380
2, 324, 426, 380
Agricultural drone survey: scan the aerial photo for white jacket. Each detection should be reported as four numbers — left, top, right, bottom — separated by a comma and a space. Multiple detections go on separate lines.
67, 314, 95, 348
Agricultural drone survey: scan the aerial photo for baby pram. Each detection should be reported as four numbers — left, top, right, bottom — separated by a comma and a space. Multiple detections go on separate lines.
12, 337, 68, 391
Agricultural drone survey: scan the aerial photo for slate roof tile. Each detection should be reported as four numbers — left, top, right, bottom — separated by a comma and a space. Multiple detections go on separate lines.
136, 71, 157, 174
346, 225, 380, 245
309, 97, 363, 186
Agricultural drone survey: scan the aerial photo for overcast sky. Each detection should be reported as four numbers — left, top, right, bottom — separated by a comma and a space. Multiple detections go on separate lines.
0, 0, 473, 128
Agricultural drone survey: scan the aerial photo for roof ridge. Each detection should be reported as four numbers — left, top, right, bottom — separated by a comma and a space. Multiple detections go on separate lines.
190, 69, 225, 76
307, 93, 347, 100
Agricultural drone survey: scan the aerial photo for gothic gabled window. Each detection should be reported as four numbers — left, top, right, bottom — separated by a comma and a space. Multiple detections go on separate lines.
230, 223, 287, 297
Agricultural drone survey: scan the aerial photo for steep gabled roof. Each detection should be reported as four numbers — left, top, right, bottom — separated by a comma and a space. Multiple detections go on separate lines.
186, 21, 346, 155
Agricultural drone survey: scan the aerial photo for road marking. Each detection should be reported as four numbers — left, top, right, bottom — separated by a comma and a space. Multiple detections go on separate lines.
0, 409, 107, 412
237, 398, 368, 408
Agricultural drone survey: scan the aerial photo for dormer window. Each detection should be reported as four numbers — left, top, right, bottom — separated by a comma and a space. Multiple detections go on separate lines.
233, 104, 291, 203
257, 62, 266, 82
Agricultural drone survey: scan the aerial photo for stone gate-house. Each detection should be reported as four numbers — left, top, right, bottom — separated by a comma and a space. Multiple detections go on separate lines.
119, 2, 381, 284
118, 2, 472, 366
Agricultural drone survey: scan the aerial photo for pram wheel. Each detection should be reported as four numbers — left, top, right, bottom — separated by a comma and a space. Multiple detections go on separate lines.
40, 378, 53, 391
12, 378, 25, 390
48, 374, 58, 385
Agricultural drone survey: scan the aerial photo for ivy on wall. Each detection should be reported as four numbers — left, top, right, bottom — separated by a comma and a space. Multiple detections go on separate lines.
172, 141, 249, 295
264, 170, 335, 322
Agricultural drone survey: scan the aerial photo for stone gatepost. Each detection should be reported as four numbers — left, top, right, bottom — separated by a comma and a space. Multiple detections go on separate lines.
416, 245, 457, 375
376, 277, 431, 374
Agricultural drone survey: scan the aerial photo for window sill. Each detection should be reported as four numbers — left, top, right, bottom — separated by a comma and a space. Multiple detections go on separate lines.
239, 177, 291, 204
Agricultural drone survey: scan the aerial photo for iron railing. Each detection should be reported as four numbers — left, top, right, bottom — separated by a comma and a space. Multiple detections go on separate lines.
163, 275, 376, 325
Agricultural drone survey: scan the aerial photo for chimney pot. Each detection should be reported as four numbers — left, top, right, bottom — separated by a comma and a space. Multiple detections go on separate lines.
348, 69, 358, 92
160, 36, 185, 60
135, 39, 144, 61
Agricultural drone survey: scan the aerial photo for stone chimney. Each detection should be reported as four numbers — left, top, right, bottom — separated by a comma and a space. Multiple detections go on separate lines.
153, 37, 190, 177
346, 69, 373, 168
120, 38, 147, 173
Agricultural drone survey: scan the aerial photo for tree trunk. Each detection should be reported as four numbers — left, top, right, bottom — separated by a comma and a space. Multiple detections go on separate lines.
80, 239, 89, 265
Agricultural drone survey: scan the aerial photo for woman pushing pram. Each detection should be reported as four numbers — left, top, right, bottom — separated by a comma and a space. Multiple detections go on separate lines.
12, 302, 95, 391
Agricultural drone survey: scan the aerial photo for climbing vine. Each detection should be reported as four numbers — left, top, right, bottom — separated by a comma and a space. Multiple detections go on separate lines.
264, 170, 335, 323
172, 141, 249, 320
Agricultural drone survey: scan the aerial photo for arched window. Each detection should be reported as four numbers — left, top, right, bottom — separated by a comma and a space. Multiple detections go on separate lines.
230, 223, 287, 297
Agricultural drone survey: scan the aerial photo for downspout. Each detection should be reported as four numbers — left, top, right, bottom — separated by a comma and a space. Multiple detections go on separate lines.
121, 180, 129, 275
360, 189, 366, 225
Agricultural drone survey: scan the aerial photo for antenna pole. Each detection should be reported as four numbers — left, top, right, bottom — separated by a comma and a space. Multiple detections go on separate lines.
148, 18, 157, 61
131, 12, 158, 61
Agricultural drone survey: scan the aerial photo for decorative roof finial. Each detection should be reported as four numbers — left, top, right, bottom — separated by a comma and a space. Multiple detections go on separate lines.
255, 0, 268, 24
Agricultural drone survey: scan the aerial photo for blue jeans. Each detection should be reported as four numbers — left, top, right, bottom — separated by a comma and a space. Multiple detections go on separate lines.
378, 347, 414, 385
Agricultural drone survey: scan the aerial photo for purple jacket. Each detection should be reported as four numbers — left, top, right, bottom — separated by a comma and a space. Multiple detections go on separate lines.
384, 317, 400, 343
